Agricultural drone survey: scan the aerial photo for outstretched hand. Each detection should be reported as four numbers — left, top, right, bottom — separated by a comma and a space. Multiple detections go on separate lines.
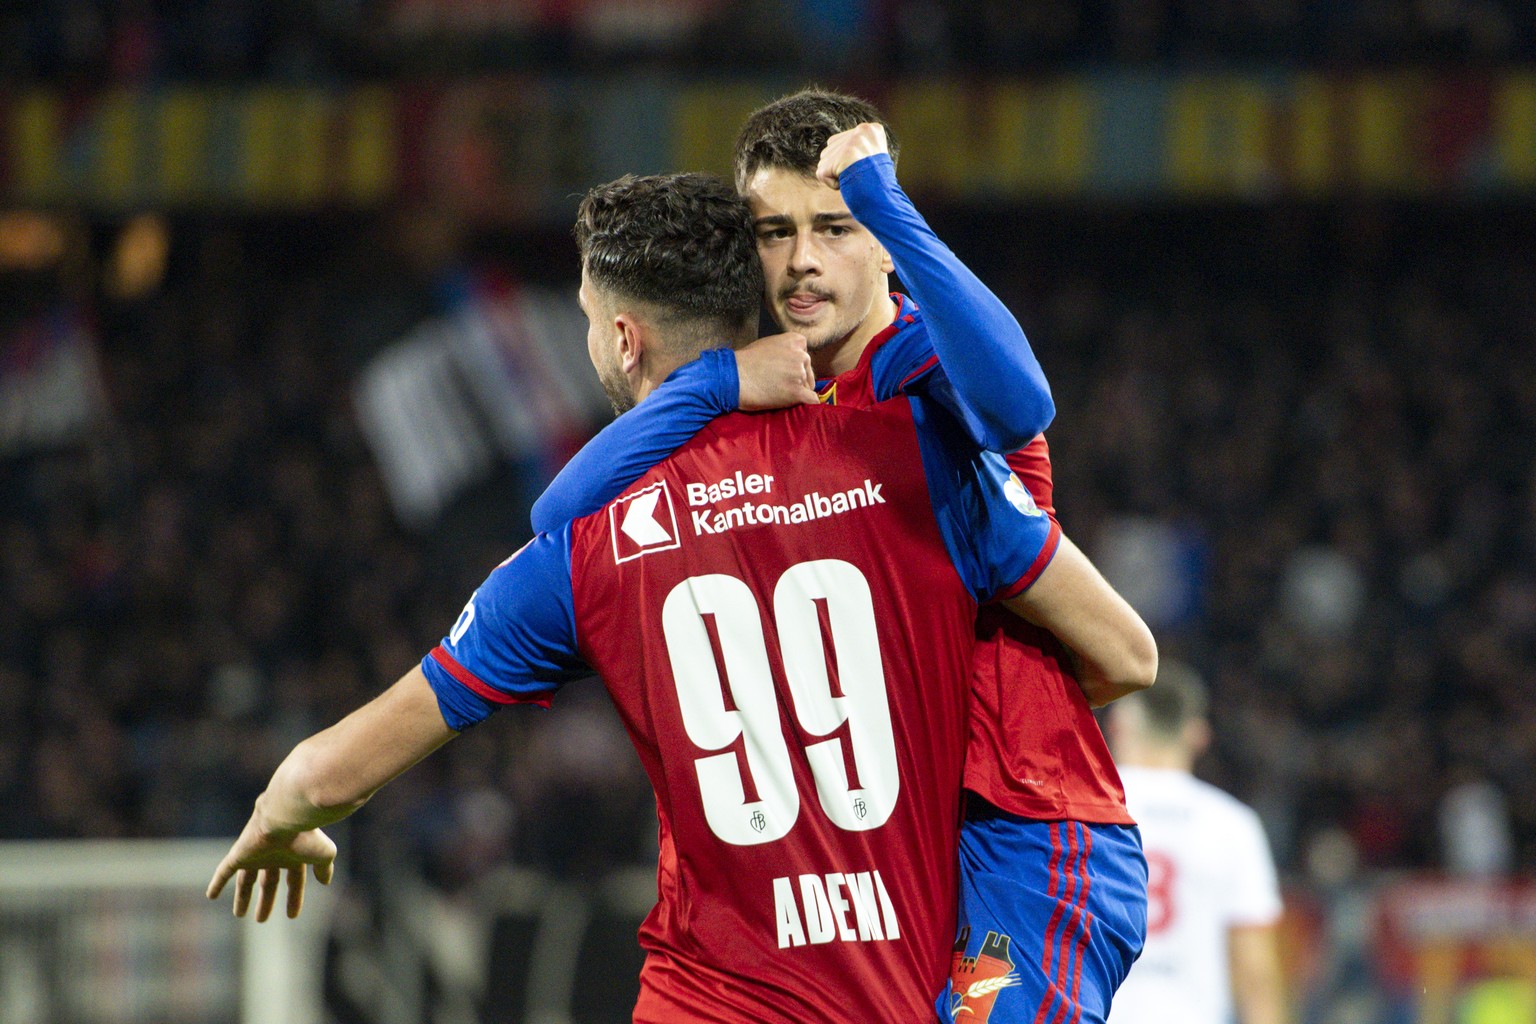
816, 123, 890, 190
207, 812, 337, 922
735, 332, 819, 410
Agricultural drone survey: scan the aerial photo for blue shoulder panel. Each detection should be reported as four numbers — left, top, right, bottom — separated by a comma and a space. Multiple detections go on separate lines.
908, 394, 1056, 603
420, 524, 587, 730
867, 299, 937, 402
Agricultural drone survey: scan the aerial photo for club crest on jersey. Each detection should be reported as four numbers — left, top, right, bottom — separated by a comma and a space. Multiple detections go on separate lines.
949, 928, 1021, 1021
608, 481, 682, 564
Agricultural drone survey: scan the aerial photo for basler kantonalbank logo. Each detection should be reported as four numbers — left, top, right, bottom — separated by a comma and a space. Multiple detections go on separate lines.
609, 481, 682, 564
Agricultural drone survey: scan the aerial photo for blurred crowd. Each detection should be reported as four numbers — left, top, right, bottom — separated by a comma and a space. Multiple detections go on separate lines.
985, 204, 1536, 878
0, 212, 654, 886
0, 200, 1533, 894
3, 0, 1535, 83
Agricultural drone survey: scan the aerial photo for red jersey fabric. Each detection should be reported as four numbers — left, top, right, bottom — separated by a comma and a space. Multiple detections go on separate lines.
563, 399, 1053, 1022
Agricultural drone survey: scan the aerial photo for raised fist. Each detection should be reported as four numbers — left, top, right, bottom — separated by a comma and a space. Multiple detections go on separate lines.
816, 123, 890, 190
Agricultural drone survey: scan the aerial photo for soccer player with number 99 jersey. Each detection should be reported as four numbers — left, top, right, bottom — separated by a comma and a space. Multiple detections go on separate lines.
208, 170, 1126, 1024
429, 392, 1061, 1020
424, 173, 1063, 1022
530, 90, 1157, 1024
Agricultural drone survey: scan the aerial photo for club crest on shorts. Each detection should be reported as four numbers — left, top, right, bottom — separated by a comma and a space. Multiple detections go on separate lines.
609, 481, 682, 564
950, 928, 1021, 1021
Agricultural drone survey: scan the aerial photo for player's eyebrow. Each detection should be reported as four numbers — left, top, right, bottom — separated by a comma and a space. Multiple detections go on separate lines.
752, 212, 855, 228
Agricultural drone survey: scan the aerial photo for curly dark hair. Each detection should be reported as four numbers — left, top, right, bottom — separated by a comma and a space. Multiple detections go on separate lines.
733, 87, 899, 192
574, 172, 761, 354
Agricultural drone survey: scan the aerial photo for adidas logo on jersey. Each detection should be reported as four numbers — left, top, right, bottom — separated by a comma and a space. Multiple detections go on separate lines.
608, 481, 682, 564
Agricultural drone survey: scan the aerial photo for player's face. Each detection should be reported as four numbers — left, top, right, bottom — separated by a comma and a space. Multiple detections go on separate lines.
744, 166, 896, 375
579, 273, 636, 415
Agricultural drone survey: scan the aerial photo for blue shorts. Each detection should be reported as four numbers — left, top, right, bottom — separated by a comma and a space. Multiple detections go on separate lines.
937, 805, 1147, 1024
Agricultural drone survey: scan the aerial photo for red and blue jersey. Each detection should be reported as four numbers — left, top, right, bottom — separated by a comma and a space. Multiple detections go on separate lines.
531, 299, 1132, 826
824, 315, 1133, 826
423, 395, 1059, 1023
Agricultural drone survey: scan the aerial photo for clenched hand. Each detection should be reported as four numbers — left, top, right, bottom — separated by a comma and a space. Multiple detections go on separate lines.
735, 332, 819, 410
816, 123, 890, 191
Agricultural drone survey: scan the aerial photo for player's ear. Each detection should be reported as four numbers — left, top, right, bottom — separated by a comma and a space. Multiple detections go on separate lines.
877, 243, 894, 276
614, 312, 646, 374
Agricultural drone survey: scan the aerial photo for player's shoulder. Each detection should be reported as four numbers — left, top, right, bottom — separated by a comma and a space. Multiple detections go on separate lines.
481, 526, 574, 590
868, 296, 935, 398
1179, 774, 1269, 839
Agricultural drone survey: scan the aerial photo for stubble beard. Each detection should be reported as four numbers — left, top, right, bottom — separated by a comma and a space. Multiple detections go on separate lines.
598, 363, 635, 415
786, 306, 863, 362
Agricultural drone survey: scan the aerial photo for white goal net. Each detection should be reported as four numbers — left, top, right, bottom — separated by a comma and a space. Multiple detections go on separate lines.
0, 839, 332, 1024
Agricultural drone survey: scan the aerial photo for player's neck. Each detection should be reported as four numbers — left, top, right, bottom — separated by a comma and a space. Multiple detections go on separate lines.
633, 353, 689, 406
812, 292, 899, 379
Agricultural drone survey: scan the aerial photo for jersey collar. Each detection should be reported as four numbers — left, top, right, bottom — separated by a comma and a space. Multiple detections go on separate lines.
816, 292, 919, 399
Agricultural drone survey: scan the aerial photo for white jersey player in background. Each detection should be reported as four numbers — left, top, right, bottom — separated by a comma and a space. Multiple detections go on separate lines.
1105, 660, 1287, 1024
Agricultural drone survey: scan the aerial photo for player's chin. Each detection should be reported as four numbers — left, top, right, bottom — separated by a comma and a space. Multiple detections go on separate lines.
778, 302, 831, 336
799, 329, 847, 353
800, 316, 854, 351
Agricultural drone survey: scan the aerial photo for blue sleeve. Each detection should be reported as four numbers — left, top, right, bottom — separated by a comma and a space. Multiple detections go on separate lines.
841, 153, 1054, 452
909, 395, 1061, 603
420, 525, 590, 731
529, 349, 738, 533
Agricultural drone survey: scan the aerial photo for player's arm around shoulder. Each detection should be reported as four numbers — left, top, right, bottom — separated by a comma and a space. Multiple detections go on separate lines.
530, 338, 813, 533
1001, 533, 1157, 707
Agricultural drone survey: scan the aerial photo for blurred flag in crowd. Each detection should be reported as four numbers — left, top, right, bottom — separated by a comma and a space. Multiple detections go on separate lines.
354, 271, 609, 530
0, 305, 109, 457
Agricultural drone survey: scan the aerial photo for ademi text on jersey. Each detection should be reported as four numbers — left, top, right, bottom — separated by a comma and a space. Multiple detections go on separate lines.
772, 869, 902, 950
686, 470, 885, 536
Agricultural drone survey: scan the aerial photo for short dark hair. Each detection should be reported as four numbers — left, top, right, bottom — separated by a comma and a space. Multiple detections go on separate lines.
1134, 659, 1209, 739
574, 172, 762, 354
733, 87, 899, 192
